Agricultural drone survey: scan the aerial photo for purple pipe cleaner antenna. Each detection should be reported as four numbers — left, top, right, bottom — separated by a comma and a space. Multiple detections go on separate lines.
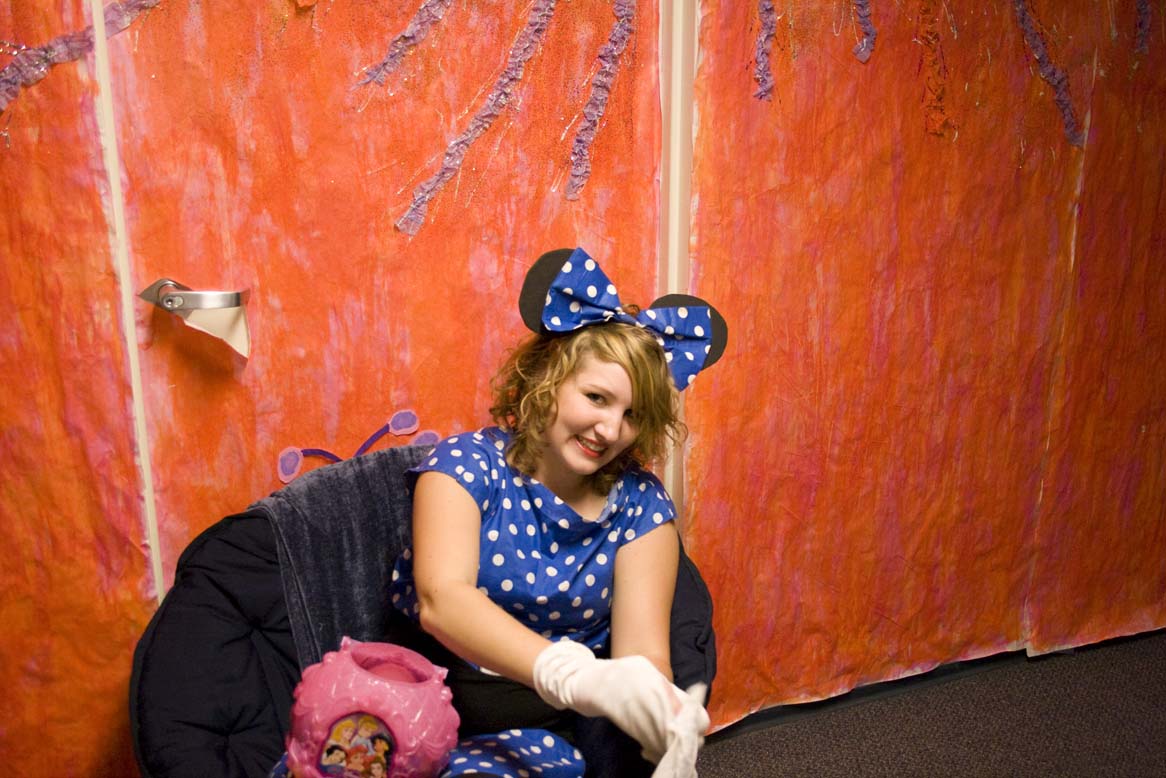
277, 409, 436, 483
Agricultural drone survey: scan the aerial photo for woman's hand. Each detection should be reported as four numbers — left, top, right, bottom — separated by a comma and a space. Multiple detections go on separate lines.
533, 640, 683, 762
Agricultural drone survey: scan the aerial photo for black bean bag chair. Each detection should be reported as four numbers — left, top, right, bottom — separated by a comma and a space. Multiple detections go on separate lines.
129, 444, 716, 778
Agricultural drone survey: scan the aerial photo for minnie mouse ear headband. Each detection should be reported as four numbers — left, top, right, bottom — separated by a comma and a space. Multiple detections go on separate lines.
519, 247, 728, 390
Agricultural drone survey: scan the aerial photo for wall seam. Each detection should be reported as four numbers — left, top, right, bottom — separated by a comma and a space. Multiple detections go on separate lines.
88, 0, 165, 604
658, 0, 698, 525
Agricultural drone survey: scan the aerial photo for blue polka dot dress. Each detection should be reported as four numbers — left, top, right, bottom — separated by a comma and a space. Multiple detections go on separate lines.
388, 426, 678, 776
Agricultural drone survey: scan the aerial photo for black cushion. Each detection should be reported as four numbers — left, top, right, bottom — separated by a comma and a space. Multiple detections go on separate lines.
130, 512, 297, 778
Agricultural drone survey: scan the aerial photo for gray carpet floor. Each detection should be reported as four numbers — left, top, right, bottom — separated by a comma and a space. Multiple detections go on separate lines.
696, 630, 1166, 777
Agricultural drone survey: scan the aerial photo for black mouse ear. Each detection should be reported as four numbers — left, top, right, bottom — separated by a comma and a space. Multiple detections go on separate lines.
648, 293, 729, 370
519, 248, 577, 333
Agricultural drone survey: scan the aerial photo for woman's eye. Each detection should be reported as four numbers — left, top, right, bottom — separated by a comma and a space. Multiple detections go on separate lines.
586, 392, 605, 404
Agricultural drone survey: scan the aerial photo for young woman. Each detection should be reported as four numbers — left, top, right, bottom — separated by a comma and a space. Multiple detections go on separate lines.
385, 248, 726, 778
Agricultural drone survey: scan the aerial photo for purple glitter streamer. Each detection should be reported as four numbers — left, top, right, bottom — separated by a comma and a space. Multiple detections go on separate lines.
0, 0, 159, 113
564, 0, 635, 201
1135, 0, 1150, 55
1013, 0, 1085, 147
359, 0, 455, 87
753, 0, 777, 100
396, 0, 557, 234
852, 0, 877, 63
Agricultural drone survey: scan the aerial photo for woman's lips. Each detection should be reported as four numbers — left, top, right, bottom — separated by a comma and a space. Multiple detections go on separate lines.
574, 435, 605, 458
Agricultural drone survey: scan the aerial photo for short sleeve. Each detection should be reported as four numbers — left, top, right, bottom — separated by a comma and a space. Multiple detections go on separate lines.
611, 469, 678, 547
407, 430, 507, 513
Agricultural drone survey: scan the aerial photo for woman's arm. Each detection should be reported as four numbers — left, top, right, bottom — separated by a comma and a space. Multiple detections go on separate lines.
411, 470, 551, 686
610, 521, 680, 681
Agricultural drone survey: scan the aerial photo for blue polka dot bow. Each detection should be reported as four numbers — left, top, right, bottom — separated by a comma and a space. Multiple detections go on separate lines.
529, 247, 721, 390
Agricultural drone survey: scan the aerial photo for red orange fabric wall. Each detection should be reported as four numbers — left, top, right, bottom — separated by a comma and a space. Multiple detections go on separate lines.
1, 1, 1163, 776
686, 1, 1166, 725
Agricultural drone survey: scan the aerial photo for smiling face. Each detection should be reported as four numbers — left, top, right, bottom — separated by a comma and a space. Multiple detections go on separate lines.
533, 354, 639, 497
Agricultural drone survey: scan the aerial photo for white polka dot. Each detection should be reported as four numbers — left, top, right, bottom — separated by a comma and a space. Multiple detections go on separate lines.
585, 574, 595, 586
543, 735, 556, 747
601, 587, 609, 598
492, 553, 504, 566
517, 550, 526, 559
428, 457, 438, 466
526, 525, 536, 536
695, 325, 705, 336
586, 285, 597, 297
569, 301, 581, 313
597, 553, 608, 565
646, 309, 657, 320
558, 581, 570, 592
451, 449, 463, 457
509, 523, 519, 535
558, 518, 570, 529
653, 512, 664, 524
488, 530, 499, 541
563, 261, 573, 272
582, 537, 593, 546
534, 498, 543, 508
583, 609, 594, 619
546, 566, 558, 577
550, 542, 559, 553
531, 550, 541, 559
526, 572, 536, 584
501, 579, 514, 591
625, 529, 636, 541
606, 283, 617, 295
503, 498, 513, 509
536, 595, 548, 604
463, 472, 475, 483
565, 555, 575, 565
608, 530, 619, 543
572, 596, 582, 607
455, 465, 465, 474
551, 316, 562, 326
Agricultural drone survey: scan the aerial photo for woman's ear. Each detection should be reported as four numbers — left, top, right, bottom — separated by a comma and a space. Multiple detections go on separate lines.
647, 293, 729, 369
520, 248, 577, 333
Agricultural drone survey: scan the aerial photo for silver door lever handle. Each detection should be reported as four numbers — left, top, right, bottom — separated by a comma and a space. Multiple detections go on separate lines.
138, 278, 250, 311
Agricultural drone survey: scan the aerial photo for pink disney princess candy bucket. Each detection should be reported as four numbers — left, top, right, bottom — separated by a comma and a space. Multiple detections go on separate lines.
286, 637, 459, 778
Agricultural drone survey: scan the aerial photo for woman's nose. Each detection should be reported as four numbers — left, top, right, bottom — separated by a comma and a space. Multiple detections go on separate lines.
594, 409, 624, 440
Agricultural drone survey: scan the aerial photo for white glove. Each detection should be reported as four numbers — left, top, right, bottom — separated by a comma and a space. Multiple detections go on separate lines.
651, 683, 709, 778
533, 640, 681, 762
